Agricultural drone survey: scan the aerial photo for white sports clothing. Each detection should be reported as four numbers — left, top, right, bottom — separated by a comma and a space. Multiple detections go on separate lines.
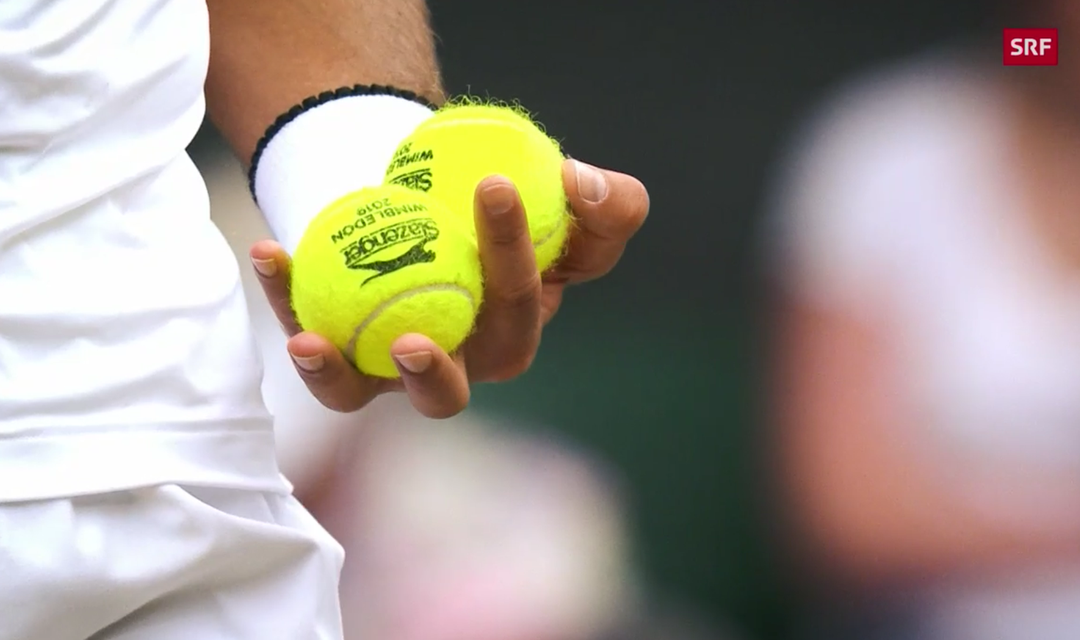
0, 0, 359, 637
772, 52, 1080, 639
0, 0, 283, 501
0, 485, 344, 639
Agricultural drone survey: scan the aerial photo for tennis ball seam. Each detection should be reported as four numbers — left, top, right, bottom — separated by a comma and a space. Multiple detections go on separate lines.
403, 116, 569, 252
386, 107, 570, 271
343, 282, 479, 364
531, 217, 566, 249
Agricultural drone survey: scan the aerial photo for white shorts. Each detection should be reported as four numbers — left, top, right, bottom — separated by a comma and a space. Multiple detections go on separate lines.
0, 484, 344, 640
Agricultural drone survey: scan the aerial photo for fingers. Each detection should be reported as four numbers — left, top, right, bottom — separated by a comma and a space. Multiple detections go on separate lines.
250, 240, 303, 336
251, 161, 642, 414
286, 331, 389, 413
539, 282, 566, 327
390, 334, 471, 419
553, 160, 649, 284
466, 176, 544, 382
256, 240, 387, 414
288, 331, 470, 418
255, 240, 471, 418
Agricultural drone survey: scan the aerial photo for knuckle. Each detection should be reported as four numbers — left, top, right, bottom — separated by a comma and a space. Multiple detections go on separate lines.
297, 371, 373, 414
269, 291, 292, 311
426, 398, 468, 420
484, 349, 536, 383
489, 272, 542, 311
561, 249, 621, 284
590, 248, 625, 279
412, 377, 470, 419
613, 198, 649, 237
484, 221, 530, 249
314, 393, 363, 414
628, 194, 650, 229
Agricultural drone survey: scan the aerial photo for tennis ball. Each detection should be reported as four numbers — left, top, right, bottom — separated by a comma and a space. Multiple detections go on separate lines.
290, 184, 483, 378
384, 102, 571, 272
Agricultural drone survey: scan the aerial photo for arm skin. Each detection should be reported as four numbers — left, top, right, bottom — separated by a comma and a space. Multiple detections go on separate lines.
770, 291, 1080, 594
204, 0, 444, 166
199, 0, 649, 423
201, 0, 446, 501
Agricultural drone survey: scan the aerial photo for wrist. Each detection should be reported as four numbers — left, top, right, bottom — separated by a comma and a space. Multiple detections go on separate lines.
249, 85, 435, 254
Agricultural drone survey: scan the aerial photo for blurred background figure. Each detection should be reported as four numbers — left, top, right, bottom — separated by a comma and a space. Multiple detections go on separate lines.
309, 398, 633, 640
197, 134, 737, 640
767, 1, 1080, 639
194, 2, 1045, 639
202, 139, 636, 640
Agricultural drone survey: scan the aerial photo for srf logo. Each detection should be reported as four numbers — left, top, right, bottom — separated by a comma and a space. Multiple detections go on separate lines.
1003, 29, 1058, 66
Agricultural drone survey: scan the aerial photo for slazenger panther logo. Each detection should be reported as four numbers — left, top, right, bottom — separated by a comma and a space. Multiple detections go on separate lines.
340, 218, 439, 285
387, 168, 433, 192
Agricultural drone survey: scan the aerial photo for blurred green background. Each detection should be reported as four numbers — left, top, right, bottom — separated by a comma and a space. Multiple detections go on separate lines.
427, 2, 989, 638
191, 2, 996, 638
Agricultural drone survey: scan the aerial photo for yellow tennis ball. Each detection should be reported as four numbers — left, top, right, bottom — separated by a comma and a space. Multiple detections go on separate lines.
384, 102, 571, 272
290, 185, 483, 378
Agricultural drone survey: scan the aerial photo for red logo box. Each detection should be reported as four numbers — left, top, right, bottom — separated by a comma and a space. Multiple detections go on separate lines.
1003, 28, 1059, 66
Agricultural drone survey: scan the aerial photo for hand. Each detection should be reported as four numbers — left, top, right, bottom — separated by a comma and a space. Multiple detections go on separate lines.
250, 159, 648, 418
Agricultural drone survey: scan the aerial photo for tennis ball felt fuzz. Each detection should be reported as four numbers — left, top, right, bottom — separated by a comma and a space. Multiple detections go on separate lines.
290, 185, 483, 378
384, 103, 571, 272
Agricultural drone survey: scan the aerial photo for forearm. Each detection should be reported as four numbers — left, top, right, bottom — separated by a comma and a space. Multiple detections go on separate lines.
205, 0, 444, 166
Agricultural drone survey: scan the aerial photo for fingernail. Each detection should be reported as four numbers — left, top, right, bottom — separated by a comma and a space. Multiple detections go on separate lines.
574, 160, 608, 204
291, 353, 325, 372
394, 351, 433, 374
252, 257, 277, 277
481, 182, 516, 215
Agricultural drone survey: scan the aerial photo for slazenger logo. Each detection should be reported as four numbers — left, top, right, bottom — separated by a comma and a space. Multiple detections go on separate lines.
340, 218, 439, 285
387, 168, 433, 192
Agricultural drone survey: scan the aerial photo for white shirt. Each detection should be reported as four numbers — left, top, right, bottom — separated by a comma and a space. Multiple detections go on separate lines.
772, 53, 1080, 639
0, 0, 286, 501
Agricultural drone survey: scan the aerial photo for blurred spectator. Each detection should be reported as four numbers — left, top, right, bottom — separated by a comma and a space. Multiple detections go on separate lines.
310, 396, 636, 640
767, 2, 1080, 639
202, 139, 652, 640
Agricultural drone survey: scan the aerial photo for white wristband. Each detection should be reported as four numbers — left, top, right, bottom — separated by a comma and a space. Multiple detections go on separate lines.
251, 92, 435, 254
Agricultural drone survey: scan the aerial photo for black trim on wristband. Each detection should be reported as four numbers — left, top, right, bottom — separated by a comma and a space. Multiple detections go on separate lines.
247, 84, 437, 200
